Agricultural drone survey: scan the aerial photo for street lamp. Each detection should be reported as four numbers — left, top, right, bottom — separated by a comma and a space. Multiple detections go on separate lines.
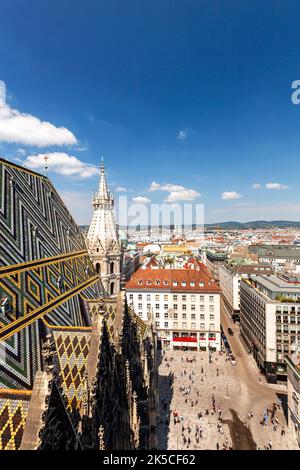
208, 325, 212, 363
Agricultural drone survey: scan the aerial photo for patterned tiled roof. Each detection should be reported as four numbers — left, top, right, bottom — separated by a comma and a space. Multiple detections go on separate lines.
0, 389, 32, 450
53, 330, 91, 412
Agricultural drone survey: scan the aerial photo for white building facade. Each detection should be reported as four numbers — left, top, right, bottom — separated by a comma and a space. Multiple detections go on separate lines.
126, 268, 221, 352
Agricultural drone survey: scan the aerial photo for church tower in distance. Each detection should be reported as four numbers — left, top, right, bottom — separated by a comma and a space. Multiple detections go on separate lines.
86, 159, 121, 296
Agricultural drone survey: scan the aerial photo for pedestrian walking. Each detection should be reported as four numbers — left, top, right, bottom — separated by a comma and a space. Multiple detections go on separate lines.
268, 440, 272, 450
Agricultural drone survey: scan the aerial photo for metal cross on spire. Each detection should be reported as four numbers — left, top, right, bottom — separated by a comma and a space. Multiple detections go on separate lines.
44, 155, 49, 176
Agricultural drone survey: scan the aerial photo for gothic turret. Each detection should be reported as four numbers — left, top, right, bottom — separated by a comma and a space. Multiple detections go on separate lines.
86, 159, 121, 296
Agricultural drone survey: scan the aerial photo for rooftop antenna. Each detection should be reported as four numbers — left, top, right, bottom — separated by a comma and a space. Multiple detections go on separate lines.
44, 155, 49, 177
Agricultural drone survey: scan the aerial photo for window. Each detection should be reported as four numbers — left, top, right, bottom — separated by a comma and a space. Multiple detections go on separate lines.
182, 322, 187, 328
173, 304, 178, 310
173, 322, 178, 328
110, 262, 114, 274
155, 304, 159, 309
147, 280, 152, 285
209, 305, 214, 312
163, 280, 169, 285
164, 312, 168, 319
156, 280, 160, 285
173, 281, 178, 286
174, 312, 178, 319
156, 312, 160, 318
209, 314, 214, 320
182, 295, 187, 301
138, 303, 142, 309
164, 321, 169, 328
191, 313, 196, 320
182, 304, 186, 310
182, 281, 186, 287
164, 295, 168, 301
199, 282, 204, 287
191, 304, 195, 311
147, 303, 151, 310
191, 295, 195, 302
200, 296, 204, 302
173, 295, 178, 301
182, 313, 187, 319
209, 323, 214, 329
190, 281, 195, 287
209, 295, 214, 302
200, 314, 205, 320
155, 294, 159, 301
164, 304, 168, 310
138, 311, 142, 317
129, 294, 133, 300
200, 305, 204, 311
200, 322, 205, 329
147, 294, 151, 301
191, 323, 196, 329
155, 321, 160, 327
138, 294, 142, 300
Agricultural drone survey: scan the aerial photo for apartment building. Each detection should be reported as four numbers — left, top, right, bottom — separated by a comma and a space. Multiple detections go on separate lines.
219, 263, 274, 321
240, 274, 300, 382
125, 266, 221, 351
285, 352, 300, 446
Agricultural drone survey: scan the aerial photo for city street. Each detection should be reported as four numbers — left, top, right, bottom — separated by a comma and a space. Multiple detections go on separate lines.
157, 300, 299, 450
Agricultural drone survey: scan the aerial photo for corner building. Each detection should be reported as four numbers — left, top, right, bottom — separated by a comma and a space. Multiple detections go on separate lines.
126, 265, 221, 352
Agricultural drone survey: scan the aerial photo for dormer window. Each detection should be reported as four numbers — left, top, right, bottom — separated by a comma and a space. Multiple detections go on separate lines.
182, 281, 186, 287
156, 280, 160, 285
138, 280, 143, 285
190, 281, 195, 287
163, 280, 169, 285
199, 281, 204, 287
147, 280, 152, 285
173, 281, 178, 286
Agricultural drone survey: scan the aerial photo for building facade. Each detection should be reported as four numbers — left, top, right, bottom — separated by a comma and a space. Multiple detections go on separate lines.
126, 266, 221, 352
86, 160, 121, 296
240, 274, 300, 382
285, 353, 300, 447
219, 263, 274, 321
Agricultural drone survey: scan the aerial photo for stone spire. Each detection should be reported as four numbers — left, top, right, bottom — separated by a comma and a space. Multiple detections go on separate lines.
86, 158, 121, 297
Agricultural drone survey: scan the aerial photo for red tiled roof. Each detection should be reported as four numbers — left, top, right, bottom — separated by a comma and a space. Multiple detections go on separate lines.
125, 266, 220, 292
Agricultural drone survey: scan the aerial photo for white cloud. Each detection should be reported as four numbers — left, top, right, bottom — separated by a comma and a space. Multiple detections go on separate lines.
149, 181, 186, 192
24, 152, 99, 178
149, 180, 200, 202
252, 183, 261, 189
222, 191, 242, 200
0, 101, 77, 147
115, 186, 127, 192
265, 182, 289, 190
165, 189, 200, 202
132, 196, 151, 204
177, 130, 188, 141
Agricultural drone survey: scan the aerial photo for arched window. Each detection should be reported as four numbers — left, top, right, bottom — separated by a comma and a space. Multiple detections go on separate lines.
110, 262, 114, 274
110, 282, 115, 295
95, 263, 101, 274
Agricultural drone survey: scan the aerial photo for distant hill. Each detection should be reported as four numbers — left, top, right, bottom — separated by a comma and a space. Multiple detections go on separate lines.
205, 220, 300, 230
80, 220, 300, 232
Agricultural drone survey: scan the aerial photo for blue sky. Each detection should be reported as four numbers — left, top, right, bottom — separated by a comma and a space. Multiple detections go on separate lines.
1, 0, 300, 225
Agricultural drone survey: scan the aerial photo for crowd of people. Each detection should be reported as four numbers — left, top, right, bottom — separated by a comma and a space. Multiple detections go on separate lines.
158, 349, 233, 450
